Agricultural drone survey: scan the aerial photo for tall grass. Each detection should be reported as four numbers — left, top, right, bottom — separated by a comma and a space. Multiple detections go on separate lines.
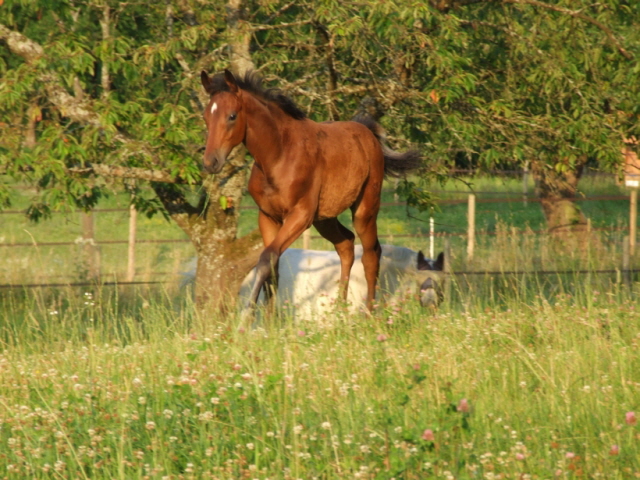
0, 272, 638, 479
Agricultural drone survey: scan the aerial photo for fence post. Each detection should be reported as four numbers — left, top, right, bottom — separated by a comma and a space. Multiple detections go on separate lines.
623, 236, 631, 288
630, 189, 637, 257
429, 216, 435, 258
81, 211, 100, 280
126, 204, 137, 282
302, 229, 311, 250
467, 194, 475, 261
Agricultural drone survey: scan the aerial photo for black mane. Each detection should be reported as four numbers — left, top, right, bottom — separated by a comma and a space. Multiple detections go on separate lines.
206, 71, 306, 120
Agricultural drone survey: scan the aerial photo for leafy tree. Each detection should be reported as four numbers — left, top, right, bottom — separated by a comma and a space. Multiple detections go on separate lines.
2, 0, 638, 308
260, 0, 640, 236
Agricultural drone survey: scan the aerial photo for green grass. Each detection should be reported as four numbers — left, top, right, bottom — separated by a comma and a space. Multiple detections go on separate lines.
1, 174, 639, 478
0, 280, 638, 478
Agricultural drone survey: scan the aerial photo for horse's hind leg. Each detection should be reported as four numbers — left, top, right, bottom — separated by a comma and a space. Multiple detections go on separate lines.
352, 192, 382, 312
313, 218, 356, 301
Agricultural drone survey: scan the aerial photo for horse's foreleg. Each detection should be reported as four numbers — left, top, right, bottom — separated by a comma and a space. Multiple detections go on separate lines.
246, 209, 313, 313
313, 218, 355, 302
257, 212, 281, 314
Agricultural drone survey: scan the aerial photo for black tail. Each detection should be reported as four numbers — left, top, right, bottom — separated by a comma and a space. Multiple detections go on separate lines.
354, 117, 423, 178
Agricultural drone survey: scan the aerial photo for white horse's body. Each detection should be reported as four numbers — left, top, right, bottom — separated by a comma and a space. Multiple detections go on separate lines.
239, 245, 444, 320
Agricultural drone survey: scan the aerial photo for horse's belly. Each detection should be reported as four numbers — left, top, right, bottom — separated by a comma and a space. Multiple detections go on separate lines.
316, 183, 364, 219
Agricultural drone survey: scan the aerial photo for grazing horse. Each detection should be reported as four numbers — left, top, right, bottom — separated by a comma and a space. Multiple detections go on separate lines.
238, 245, 445, 321
200, 69, 421, 314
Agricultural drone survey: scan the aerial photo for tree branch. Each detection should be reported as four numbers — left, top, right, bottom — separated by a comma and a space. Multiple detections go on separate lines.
68, 164, 203, 184
503, 0, 632, 60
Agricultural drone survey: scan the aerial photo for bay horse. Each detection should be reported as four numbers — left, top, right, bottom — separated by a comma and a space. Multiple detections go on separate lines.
200, 69, 421, 315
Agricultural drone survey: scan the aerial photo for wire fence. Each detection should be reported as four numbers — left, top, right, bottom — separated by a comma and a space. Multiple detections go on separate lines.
1, 188, 637, 289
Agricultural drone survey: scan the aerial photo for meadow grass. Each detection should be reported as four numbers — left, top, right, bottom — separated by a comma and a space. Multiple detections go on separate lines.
0, 277, 638, 479
1, 174, 638, 478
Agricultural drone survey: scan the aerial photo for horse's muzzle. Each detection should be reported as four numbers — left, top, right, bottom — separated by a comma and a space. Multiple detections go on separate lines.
203, 150, 227, 174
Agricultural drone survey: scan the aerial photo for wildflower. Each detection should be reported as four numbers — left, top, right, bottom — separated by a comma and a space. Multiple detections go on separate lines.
457, 398, 470, 413
266, 431, 275, 437
138, 396, 146, 405
421, 429, 435, 442
625, 411, 637, 426
210, 397, 220, 405
246, 443, 254, 450
145, 421, 156, 431
609, 444, 620, 455
293, 425, 303, 435
298, 330, 306, 337
377, 334, 388, 342
321, 421, 331, 430
565, 451, 575, 459
515, 452, 525, 461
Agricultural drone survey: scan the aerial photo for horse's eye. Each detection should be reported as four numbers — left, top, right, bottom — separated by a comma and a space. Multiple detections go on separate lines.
228, 113, 237, 121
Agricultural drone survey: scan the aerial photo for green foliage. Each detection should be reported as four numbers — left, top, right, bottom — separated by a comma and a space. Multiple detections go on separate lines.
2, 0, 639, 223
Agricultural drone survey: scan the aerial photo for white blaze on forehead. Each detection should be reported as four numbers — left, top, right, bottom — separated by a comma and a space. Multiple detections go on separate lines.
210, 102, 218, 115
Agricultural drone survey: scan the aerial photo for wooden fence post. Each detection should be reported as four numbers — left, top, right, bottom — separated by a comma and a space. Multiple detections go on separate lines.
126, 204, 137, 282
81, 211, 100, 280
429, 216, 435, 258
623, 235, 631, 288
302, 229, 311, 250
467, 194, 476, 261
630, 189, 637, 257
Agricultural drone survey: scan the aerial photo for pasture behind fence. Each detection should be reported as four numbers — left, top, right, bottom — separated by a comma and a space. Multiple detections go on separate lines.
0, 190, 638, 288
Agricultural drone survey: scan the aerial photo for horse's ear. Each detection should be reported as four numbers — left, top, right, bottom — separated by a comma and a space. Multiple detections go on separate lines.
224, 69, 239, 93
417, 251, 430, 270
434, 252, 445, 271
201, 71, 213, 94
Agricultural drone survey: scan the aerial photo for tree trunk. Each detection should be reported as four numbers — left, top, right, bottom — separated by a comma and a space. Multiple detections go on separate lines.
194, 230, 263, 311
531, 158, 591, 249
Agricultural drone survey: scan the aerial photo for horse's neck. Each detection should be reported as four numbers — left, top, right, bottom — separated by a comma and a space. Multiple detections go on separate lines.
244, 95, 285, 166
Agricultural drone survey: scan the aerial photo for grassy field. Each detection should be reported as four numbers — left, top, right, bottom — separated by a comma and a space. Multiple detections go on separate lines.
0, 280, 638, 479
0, 174, 639, 478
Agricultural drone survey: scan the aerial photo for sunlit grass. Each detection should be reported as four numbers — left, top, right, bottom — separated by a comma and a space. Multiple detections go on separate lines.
0, 278, 638, 479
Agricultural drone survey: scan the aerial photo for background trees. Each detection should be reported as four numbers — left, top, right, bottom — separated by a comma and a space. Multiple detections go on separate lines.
2, 0, 638, 304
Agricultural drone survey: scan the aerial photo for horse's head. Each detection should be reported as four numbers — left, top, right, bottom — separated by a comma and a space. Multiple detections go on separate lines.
200, 70, 247, 174
416, 251, 445, 308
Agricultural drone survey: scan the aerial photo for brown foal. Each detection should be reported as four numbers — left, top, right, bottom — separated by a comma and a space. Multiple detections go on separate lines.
200, 69, 421, 315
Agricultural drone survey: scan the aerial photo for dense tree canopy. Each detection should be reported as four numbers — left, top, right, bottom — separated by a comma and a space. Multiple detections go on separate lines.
1, 0, 639, 300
